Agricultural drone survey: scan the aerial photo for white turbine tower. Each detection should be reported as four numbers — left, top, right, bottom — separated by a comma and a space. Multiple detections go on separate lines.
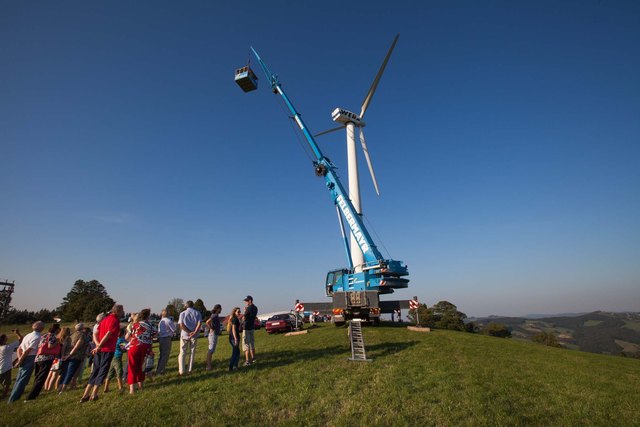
316, 34, 399, 272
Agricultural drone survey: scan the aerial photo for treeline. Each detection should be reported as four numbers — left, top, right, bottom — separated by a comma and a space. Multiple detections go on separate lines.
408, 301, 512, 337
1, 308, 57, 324
1, 279, 215, 325
408, 302, 581, 349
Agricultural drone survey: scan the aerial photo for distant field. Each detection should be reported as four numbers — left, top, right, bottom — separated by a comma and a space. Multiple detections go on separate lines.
2, 323, 640, 426
584, 320, 603, 327
475, 312, 640, 357
624, 321, 640, 332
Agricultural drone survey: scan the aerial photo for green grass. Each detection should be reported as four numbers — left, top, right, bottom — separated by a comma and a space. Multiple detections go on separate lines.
584, 320, 604, 327
3, 323, 640, 426
623, 320, 640, 332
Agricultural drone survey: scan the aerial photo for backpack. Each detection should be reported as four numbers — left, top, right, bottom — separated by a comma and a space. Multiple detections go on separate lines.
36, 333, 61, 357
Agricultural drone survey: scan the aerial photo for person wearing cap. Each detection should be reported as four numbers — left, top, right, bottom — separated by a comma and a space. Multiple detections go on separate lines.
178, 300, 202, 375
242, 296, 258, 366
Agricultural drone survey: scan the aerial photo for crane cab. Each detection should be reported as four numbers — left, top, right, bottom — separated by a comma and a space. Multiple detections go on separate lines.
235, 66, 258, 92
326, 268, 350, 296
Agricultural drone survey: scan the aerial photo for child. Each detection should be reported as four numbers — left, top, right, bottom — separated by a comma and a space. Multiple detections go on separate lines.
0, 330, 23, 399
143, 348, 155, 382
104, 328, 127, 393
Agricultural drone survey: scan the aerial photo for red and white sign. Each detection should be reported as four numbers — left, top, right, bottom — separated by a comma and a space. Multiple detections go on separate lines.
312, 311, 320, 316
295, 302, 305, 312
409, 299, 419, 310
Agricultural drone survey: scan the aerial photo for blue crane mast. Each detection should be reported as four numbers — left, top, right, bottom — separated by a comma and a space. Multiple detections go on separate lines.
239, 48, 409, 324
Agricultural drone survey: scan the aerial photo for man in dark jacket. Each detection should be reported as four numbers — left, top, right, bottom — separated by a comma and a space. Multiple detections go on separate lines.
242, 296, 258, 366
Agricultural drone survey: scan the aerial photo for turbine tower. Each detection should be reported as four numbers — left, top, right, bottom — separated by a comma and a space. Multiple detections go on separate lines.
316, 34, 399, 272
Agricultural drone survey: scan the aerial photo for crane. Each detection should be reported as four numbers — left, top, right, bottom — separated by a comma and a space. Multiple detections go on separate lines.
236, 47, 409, 326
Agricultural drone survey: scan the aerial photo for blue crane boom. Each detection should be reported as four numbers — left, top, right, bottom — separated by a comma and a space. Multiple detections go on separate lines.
246, 47, 409, 323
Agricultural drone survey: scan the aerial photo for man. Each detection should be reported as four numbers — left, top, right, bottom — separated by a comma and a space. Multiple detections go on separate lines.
7, 321, 44, 403
80, 304, 124, 403
1, 329, 23, 400
205, 304, 222, 371
242, 295, 258, 366
178, 300, 202, 375
156, 308, 175, 375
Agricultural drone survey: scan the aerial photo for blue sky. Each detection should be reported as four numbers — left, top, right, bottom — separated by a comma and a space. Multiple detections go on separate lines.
2, 1, 639, 317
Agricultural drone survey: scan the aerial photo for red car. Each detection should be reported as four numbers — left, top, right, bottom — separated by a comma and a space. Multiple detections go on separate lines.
265, 313, 301, 334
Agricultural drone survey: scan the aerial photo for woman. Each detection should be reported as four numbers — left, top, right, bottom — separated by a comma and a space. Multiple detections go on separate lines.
126, 308, 155, 394
206, 304, 222, 371
26, 323, 61, 400
45, 327, 71, 391
58, 323, 88, 393
227, 307, 241, 371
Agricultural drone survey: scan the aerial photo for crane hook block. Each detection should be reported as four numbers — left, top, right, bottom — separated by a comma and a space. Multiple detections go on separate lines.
235, 66, 258, 92
315, 164, 328, 177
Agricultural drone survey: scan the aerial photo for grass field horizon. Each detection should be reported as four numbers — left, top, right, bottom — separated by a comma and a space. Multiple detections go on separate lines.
2, 323, 639, 426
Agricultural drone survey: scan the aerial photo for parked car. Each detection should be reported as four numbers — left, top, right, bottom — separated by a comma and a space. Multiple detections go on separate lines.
265, 313, 301, 334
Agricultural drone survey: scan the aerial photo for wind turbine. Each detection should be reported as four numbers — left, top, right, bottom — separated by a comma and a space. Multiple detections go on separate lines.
316, 34, 399, 272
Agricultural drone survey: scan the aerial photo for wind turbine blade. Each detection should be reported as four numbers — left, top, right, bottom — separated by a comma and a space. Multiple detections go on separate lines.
314, 126, 344, 137
360, 33, 399, 119
359, 128, 380, 196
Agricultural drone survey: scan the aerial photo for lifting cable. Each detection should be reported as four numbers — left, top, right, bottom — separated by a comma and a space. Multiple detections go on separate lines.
275, 96, 315, 163
362, 213, 393, 260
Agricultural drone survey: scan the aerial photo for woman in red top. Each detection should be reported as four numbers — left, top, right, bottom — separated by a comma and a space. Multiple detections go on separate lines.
126, 308, 155, 394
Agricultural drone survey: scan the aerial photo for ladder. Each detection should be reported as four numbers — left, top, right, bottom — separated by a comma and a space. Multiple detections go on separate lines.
348, 319, 372, 362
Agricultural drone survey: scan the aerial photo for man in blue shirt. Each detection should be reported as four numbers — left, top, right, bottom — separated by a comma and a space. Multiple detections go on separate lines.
242, 296, 258, 366
178, 301, 202, 375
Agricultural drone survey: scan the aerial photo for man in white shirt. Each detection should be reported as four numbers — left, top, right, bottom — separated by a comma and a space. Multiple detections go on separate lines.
178, 301, 202, 375
7, 321, 44, 403
0, 329, 23, 399
156, 309, 176, 375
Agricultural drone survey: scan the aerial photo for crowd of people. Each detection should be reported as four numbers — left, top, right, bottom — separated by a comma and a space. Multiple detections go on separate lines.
1, 295, 259, 404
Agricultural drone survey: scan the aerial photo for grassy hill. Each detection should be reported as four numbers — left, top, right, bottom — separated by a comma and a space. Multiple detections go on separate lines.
472, 312, 640, 356
3, 323, 639, 426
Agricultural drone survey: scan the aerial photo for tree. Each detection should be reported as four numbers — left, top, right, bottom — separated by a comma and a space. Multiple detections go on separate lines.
194, 298, 208, 319
57, 280, 115, 321
407, 304, 436, 328
165, 304, 177, 320
532, 331, 562, 348
3, 309, 33, 324
483, 322, 512, 338
406, 301, 468, 331
166, 298, 184, 319
2, 308, 56, 324
465, 321, 479, 333
431, 301, 467, 331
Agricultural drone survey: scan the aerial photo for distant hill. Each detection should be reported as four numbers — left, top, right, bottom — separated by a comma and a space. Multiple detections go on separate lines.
471, 311, 640, 357
523, 312, 588, 319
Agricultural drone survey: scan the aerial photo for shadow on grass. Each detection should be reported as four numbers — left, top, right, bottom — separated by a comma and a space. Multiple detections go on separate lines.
365, 340, 419, 358
154, 339, 420, 388
377, 321, 414, 328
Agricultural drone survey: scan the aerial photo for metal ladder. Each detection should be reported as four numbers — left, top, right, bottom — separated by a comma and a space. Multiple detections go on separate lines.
348, 319, 372, 362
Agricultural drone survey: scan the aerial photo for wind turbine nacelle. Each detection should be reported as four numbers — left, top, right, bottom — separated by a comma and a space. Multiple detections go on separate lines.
332, 108, 364, 126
